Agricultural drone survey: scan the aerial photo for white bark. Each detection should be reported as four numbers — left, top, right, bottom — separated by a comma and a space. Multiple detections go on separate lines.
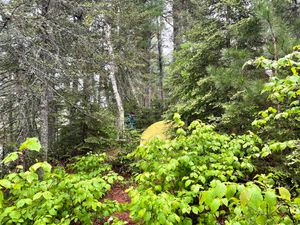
152, 0, 174, 102
104, 21, 124, 138
161, 0, 174, 66
128, 76, 141, 106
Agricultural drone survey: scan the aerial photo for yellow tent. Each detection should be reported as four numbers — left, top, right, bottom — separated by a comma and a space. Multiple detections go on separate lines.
140, 121, 170, 145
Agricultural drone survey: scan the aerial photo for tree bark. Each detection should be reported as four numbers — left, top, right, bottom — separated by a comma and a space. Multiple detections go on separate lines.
40, 84, 49, 161
161, 0, 175, 65
128, 75, 141, 106
105, 21, 124, 138
157, 28, 164, 102
158, 0, 175, 104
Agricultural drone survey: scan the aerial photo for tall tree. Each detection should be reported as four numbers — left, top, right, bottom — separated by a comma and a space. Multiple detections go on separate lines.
165, 0, 300, 133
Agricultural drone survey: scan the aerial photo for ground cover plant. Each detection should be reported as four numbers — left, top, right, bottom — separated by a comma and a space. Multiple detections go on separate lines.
0, 138, 123, 225
128, 115, 300, 224
1, 1, 300, 224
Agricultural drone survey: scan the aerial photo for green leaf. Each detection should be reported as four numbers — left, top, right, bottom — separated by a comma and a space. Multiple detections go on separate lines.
144, 211, 151, 222
41, 162, 52, 173
185, 180, 192, 187
30, 163, 42, 172
294, 197, 300, 205
192, 206, 199, 214
248, 187, 263, 209
240, 189, 251, 207
138, 208, 146, 218
49, 208, 57, 216
265, 190, 277, 210
291, 67, 298, 75
278, 187, 291, 201
256, 215, 267, 225
191, 184, 201, 194
182, 218, 193, 225
210, 198, 221, 213
0, 179, 12, 189
19, 137, 41, 152
9, 211, 21, 220
214, 182, 226, 198
234, 207, 242, 216
221, 198, 228, 207
16, 199, 32, 208
2, 152, 19, 164
226, 184, 237, 199
0, 191, 3, 203
30, 162, 51, 173
158, 212, 166, 224
43, 191, 53, 200
23, 171, 38, 183
33, 192, 43, 200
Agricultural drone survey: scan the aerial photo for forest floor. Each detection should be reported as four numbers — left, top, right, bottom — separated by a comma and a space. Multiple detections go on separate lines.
94, 147, 137, 225
94, 181, 136, 225
95, 122, 168, 224
104, 183, 136, 225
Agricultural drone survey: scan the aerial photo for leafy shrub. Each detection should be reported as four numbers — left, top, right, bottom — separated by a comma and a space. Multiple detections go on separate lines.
127, 115, 300, 224
252, 47, 300, 140
252, 47, 300, 187
110, 129, 141, 175
198, 180, 300, 224
127, 48, 300, 224
130, 114, 262, 191
0, 138, 122, 225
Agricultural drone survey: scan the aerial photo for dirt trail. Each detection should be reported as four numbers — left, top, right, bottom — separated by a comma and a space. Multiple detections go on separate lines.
105, 183, 136, 224
95, 183, 136, 225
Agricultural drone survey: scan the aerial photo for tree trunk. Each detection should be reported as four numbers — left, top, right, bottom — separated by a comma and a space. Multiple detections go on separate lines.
157, 28, 164, 102
0, 143, 3, 168
48, 87, 55, 153
40, 84, 49, 161
39, 0, 51, 161
158, 0, 175, 104
105, 22, 124, 138
128, 75, 141, 106
161, 0, 175, 65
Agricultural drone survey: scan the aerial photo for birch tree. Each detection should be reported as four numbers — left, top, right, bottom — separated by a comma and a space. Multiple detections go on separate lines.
104, 19, 125, 138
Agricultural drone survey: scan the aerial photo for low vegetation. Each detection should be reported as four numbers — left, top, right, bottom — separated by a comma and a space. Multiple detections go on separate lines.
0, 138, 122, 225
1, 1, 300, 224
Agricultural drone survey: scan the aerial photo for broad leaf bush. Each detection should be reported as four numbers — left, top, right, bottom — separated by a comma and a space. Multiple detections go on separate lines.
127, 48, 300, 224
128, 116, 300, 224
128, 53, 300, 225
130, 117, 262, 190
0, 138, 122, 225
252, 47, 300, 187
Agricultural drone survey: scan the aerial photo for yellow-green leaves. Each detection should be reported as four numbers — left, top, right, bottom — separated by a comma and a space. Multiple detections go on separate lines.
173, 113, 185, 127
29, 162, 52, 173
2, 138, 42, 165
19, 137, 41, 152
278, 187, 291, 201
129, 112, 300, 224
264, 190, 277, 211
291, 67, 298, 75
210, 198, 221, 213
0, 179, 12, 189
2, 152, 19, 165
214, 182, 226, 198
16, 199, 32, 208
0, 153, 121, 224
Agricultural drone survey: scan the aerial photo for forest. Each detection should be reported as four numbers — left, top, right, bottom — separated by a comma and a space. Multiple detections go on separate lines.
0, 0, 300, 224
